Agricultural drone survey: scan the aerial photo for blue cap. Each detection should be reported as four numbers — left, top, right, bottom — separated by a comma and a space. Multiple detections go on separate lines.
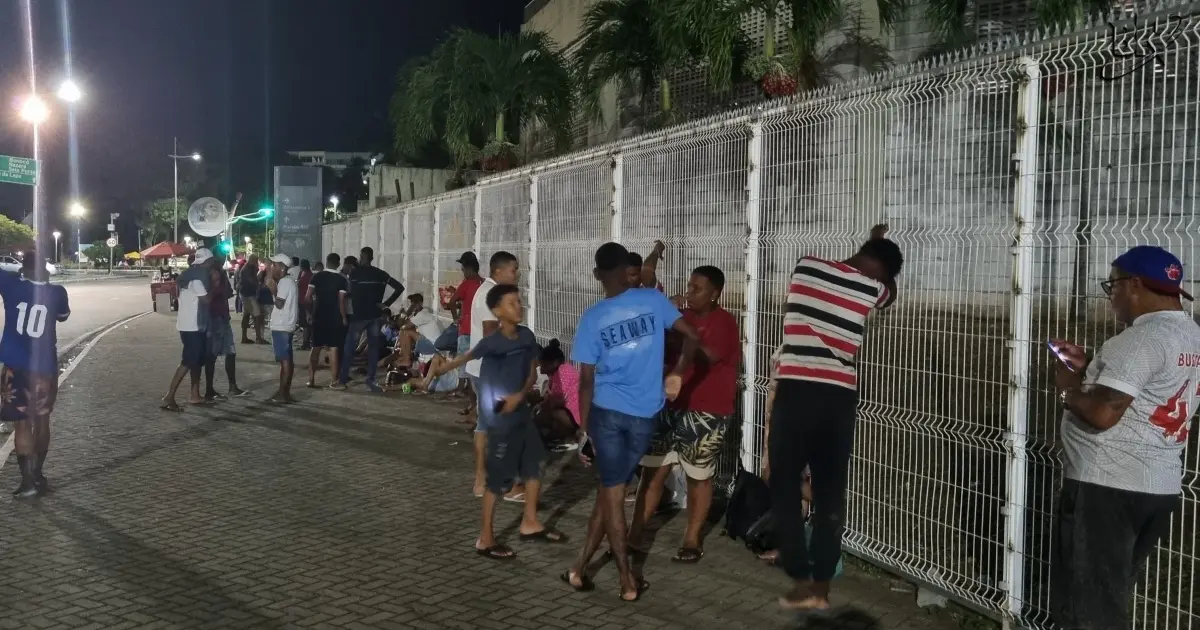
1112, 245, 1193, 301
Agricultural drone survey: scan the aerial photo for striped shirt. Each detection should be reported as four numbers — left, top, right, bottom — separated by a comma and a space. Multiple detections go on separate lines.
775, 256, 891, 390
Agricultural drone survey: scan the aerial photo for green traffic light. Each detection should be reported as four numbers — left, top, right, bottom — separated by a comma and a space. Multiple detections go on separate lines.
260, 207, 273, 216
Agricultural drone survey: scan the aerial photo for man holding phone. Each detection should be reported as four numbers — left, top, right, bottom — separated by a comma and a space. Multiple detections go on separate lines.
1050, 245, 1200, 630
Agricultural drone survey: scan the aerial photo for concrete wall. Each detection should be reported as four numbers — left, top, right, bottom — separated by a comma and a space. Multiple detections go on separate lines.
366, 165, 458, 209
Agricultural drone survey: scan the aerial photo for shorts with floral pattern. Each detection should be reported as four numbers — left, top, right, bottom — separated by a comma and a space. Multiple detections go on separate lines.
641, 408, 731, 481
0, 367, 59, 423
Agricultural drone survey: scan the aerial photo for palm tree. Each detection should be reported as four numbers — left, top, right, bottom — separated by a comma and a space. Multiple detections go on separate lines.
391, 29, 574, 171
573, 0, 748, 130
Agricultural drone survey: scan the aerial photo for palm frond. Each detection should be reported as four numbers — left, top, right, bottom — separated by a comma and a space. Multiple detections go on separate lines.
1034, 0, 1113, 29
922, 0, 971, 40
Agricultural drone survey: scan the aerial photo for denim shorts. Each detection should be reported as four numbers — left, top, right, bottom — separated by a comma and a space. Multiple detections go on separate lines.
415, 336, 437, 356
179, 331, 208, 369
589, 405, 656, 488
271, 330, 294, 362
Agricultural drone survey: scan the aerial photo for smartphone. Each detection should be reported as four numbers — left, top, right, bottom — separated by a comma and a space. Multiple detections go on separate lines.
1047, 340, 1077, 372
579, 434, 596, 460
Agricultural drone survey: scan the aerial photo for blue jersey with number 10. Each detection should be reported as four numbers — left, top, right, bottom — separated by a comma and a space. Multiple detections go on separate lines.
0, 271, 70, 376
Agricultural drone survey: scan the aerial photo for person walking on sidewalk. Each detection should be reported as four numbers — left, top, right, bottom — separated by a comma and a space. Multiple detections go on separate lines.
269, 253, 301, 404
770, 224, 901, 613
161, 248, 215, 412
1050, 246, 1200, 630
0, 255, 70, 498
337, 247, 404, 392
203, 258, 248, 400
239, 255, 265, 344
306, 252, 349, 388
562, 242, 699, 602
425, 283, 567, 559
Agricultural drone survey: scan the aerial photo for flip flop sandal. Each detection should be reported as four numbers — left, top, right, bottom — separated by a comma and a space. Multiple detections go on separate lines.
159, 402, 184, 412
231, 389, 253, 397
671, 547, 704, 564
559, 570, 595, 592
520, 528, 568, 543
503, 493, 526, 503
475, 544, 516, 560
619, 579, 650, 602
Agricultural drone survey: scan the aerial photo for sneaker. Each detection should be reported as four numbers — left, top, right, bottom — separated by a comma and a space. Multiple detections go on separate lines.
11, 481, 38, 499
365, 380, 383, 393
34, 475, 52, 494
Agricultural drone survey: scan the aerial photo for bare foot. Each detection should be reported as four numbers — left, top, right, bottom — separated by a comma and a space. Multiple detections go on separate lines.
778, 582, 830, 611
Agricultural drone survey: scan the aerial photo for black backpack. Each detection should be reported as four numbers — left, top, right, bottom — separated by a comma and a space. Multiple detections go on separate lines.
723, 468, 775, 553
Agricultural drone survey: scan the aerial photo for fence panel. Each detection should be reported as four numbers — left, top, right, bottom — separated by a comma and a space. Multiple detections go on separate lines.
406, 203, 436, 304
379, 207, 404, 280
534, 158, 613, 351
479, 179, 532, 300
436, 191, 478, 315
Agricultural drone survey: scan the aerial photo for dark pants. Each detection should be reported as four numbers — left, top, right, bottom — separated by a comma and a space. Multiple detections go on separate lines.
339, 319, 380, 385
1052, 479, 1179, 630
768, 379, 857, 582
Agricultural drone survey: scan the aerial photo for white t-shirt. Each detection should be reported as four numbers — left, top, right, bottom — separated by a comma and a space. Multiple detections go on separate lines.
1060, 310, 1200, 495
466, 277, 497, 377
270, 270, 300, 332
410, 307, 443, 341
176, 277, 208, 332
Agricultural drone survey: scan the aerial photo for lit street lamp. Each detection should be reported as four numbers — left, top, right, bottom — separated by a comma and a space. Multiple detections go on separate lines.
56, 79, 82, 103
69, 202, 86, 262
169, 137, 202, 243
18, 94, 49, 124
52, 230, 61, 262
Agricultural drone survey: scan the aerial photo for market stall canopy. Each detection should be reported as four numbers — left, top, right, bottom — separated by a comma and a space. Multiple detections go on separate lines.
124, 251, 142, 259
140, 242, 192, 258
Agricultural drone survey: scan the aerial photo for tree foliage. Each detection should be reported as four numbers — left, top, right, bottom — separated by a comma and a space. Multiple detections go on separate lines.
391, 29, 575, 167
86, 239, 125, 264
0, 215, 35, 254
139, 198, 189, 246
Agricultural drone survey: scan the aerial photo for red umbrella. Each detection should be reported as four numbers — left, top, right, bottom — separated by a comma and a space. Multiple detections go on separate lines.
140, 241, 193, 258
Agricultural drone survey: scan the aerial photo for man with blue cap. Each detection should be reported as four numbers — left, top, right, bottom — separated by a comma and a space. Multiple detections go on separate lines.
1049, 245, 1200, 630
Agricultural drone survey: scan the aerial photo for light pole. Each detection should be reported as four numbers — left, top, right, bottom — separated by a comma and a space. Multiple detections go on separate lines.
69, 202, 86, 263
52, 230, 61, 262
169, 137, 202, 243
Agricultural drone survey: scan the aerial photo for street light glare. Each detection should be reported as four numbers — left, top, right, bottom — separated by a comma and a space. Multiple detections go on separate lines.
52, 230, 62, 238
330, 196, 339, 205
68, 202, 87, 217
244, 236, 252, 243
191, 152, 202, 161
57, 80, 82, 103
18, 94, 49, 124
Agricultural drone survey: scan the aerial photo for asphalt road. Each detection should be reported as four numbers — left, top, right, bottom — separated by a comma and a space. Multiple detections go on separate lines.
0, 277, 154, 350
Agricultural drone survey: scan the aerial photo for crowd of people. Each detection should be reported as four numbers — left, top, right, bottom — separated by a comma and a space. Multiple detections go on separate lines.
2, 222, 1198, 628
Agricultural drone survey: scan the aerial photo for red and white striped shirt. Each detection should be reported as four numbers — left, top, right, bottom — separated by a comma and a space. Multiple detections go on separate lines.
775, 256, 892, 390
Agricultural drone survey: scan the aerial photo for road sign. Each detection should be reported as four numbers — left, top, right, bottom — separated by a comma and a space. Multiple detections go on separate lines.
0, 155, 37, 187
106, 237, 117, 248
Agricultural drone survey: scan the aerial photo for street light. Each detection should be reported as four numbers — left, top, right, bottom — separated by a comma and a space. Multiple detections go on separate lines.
18, 94, 48, 124
52, 230, 61, 262
56, 79, 82, 103
69, 202, 86, 262
169, 137, 202, 243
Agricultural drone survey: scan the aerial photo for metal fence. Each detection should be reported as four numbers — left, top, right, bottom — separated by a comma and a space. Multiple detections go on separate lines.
321, 5, 1200, 628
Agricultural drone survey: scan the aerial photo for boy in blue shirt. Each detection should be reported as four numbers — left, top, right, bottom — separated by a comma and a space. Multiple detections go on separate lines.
562, 242, 699, 601
426, 283, 567, 559
0, 255, 70, 498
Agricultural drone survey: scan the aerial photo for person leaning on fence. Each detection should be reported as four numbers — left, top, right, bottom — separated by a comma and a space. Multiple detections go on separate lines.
1049, 245, 1200, 630
770, 224, 901, 613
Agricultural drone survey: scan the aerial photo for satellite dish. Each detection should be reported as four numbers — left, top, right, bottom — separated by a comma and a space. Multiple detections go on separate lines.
187, 197, 228, 237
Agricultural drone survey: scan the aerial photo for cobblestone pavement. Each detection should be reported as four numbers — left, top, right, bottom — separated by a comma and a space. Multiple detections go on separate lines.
0, 313, 966, 630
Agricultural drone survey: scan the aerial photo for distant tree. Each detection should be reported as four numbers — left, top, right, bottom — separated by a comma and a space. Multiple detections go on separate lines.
86, 239, 124, 265
336, 157, 370, 213
0, 215, 35, 254
139, 197, 188, 245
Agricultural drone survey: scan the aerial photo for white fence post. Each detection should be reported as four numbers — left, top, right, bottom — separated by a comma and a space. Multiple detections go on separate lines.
528, 175, 539, 335
379, 213, 388, 275
1003, 56, 1040, 628
432, 202, 442, 316
473, 187, 483, 257
402, 209, 411, 294
742, 118, 764, 473
611, 153, 623, 241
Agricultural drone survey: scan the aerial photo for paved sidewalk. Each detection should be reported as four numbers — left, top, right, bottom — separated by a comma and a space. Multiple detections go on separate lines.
0, 313, 965, 630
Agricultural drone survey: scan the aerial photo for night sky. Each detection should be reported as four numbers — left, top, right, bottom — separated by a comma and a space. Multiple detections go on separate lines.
0, 0, 525, 249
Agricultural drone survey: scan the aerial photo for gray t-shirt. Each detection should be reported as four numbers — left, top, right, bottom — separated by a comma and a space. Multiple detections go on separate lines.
1060, 310, 1200, 495
474, 325, 541, 430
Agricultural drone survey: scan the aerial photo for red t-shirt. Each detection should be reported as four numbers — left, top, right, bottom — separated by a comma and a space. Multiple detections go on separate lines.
452, 277, 484, 332
298, 270, 313, 304
669, 307, 740, 416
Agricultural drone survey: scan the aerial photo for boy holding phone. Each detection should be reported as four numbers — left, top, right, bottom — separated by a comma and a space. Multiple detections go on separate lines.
425, 283, 567, 559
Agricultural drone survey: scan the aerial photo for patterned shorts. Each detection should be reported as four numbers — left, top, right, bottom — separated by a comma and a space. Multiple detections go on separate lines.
641, 409, 731, 481
0, 367, 59, 423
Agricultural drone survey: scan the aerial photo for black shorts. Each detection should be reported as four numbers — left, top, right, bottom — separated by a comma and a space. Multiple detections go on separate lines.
485, 418, 545, 495
311, 315, 346, 348
0, 367, 59, 422
1052, 479, 1180, 630
179, 331, 208, 369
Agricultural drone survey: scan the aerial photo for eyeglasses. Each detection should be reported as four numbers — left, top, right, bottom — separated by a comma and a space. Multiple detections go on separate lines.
1100, 276, 1134, 296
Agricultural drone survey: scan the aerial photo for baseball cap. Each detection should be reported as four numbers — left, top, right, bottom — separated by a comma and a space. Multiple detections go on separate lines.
1112, 245, 1194, 301
270, 253, 292, 266
455, 251, 479, 267
192, 248, 213, 265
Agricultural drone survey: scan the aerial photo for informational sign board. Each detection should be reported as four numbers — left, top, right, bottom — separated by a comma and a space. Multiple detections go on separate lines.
273, 166, 322, 265
0, 155, 37, 186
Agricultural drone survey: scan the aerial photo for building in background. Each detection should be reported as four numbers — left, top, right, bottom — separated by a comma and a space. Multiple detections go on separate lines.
286, 151, 375, 173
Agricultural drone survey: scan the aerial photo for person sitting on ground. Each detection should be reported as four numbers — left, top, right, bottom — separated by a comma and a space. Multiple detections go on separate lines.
393, 293, 443, 368
530, 339, 581, 449
384, 352, 459, 394
425, 283, 567, 559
